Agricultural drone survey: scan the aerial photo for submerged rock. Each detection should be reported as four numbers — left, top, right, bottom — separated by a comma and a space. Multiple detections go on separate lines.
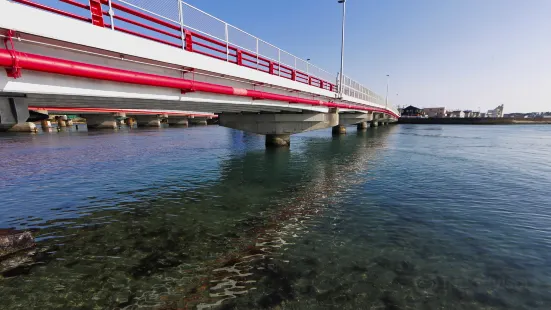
0, 229, 36, 275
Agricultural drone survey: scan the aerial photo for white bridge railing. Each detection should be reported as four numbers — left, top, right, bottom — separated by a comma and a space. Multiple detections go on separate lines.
10, 0, 398, 115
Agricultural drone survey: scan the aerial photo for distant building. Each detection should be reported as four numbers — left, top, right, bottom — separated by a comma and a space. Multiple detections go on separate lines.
471, 112, 481, 118
401, 105, 424, 117
504, 113, 524, 118
463, 110, 474, 118
422, 107, 446, 118
447, 110, 465, 118
487, 104, 504, 118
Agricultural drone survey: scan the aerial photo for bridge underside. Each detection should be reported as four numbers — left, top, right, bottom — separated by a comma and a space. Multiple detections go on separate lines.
20, 93, 316, 114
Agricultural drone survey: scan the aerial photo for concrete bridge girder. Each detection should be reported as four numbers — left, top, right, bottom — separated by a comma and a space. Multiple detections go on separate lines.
219, 112, 339, 147
331, 112, 373, 135
338, 112, 373, 126
219, 112, 338, 135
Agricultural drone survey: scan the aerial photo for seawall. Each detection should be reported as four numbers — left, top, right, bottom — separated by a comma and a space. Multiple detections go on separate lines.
398, 118, 551, 125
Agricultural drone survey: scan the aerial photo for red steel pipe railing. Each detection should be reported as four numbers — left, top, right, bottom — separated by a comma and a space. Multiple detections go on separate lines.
0, 48, 399, 118
10, 0, 338, 93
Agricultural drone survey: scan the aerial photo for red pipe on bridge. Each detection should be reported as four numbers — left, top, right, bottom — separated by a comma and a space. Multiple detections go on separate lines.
0, 48, 398, 118
28, 106, 217, 117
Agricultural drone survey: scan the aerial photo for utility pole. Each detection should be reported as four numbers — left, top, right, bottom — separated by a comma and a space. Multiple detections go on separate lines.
338, 0, 346, 98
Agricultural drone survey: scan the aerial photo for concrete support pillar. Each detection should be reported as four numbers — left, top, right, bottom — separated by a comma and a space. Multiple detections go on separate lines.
8, 122, 37, 132
168, 116, 189, 127
125, 117, 135, 127
190, 117, 208, 126
266, 134, 291, 147
41, 120, 52, 130
357, 121, 368, 131
57, 115, 67, 127
85, 114, 118, 129
332, 125, 347, 135
371, 120, 379, 128
220, 111, 338, 147
135, 115, 162, 127
0, 97, 30, 132
336, 112, 372, 135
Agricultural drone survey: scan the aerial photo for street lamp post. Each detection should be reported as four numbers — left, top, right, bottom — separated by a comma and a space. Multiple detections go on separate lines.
385, 74, 390, 109
338, 0, 346, 98
306, 58, 310, 74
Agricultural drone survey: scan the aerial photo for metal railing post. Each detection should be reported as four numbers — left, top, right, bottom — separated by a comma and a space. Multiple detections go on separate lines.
278, 49, 281, 76
108, 0, 115, 30
224, 23, 229, 61
178, 0, 185, 50
256, 38, 259, 69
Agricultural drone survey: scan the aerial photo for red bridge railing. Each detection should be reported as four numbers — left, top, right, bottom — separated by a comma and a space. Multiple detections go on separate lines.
11, 0, 336, 92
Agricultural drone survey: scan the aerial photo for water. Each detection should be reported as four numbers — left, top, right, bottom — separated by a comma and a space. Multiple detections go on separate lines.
1, 124, 550, 309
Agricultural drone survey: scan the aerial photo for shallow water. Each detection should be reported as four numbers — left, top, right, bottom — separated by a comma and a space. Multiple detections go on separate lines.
1, 124, 550, 309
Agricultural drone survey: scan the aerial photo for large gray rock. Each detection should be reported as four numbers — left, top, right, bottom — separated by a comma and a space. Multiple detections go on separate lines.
0, 230, 35, 274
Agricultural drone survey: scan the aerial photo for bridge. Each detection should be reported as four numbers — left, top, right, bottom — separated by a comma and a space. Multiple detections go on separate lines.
0, 0, 399, 146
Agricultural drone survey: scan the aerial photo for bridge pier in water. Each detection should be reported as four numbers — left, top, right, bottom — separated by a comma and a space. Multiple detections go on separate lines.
219, 111, 339, 147
332, 112, 373, 135
332, 125, 347, 135
189, 117, 208, 126
168, 116, 189, 127
41, 119, 52, 130
135, 115, 164, 128
357, 121, 369, 131
85, 113, 121, 129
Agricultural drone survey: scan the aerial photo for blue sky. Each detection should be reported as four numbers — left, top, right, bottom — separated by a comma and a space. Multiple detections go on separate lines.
182, 0, 551, 113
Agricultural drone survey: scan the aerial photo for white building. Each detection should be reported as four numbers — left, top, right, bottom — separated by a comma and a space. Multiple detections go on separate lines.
463, 110, 474, 118
447, 110, 465, 118
422, 107, 447, 118
487, 105, 504, 118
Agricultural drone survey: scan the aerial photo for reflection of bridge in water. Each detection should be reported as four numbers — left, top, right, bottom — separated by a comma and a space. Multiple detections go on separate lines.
0, 125, 397, 309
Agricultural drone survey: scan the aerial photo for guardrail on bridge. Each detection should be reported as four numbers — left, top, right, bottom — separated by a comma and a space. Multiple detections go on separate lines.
8, 0, 398, 115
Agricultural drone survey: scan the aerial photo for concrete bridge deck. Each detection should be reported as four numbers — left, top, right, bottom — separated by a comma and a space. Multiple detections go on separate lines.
0, 0, 399, 145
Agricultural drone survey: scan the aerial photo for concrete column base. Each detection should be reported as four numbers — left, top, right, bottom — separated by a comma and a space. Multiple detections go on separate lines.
125, 117, 134, 127
190, 117, 208, 126
169, 117, 189, 126
266, 134, 290, 147
41, 120, 52, 130
332, 125, 347, 135
55, 115, 68, 128
371, 121, 379, 128
8, 122, 37, 132
86, 115, 118, 129
135, 116, 162, 127
357, 121, 368, 131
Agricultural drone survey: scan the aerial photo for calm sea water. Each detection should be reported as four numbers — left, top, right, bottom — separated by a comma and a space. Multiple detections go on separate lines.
1, 124, 550, 309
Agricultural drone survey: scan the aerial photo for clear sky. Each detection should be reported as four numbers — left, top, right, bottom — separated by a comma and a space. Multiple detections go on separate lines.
183, 0, 551, 113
